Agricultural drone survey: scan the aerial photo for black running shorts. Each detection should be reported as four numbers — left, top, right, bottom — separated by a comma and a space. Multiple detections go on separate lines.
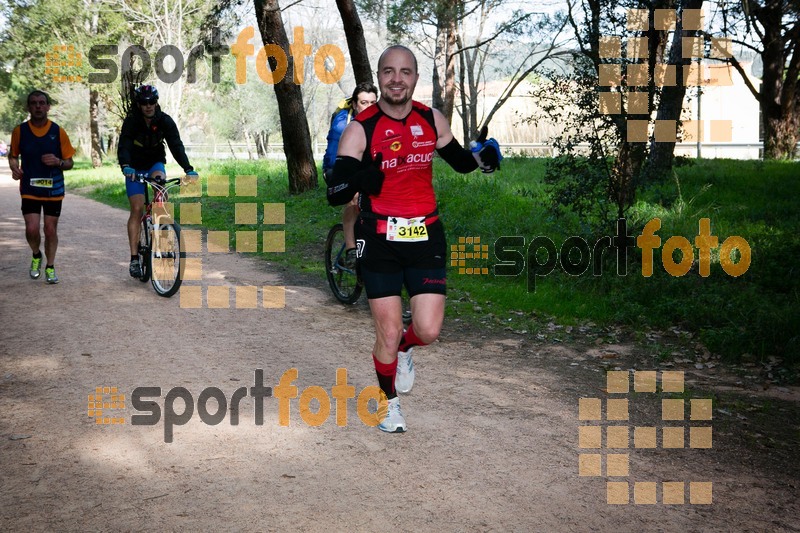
21, 198, 62, 217
355, 217, 447, 299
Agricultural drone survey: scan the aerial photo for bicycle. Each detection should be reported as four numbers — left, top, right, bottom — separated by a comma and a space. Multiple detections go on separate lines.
323, 222, 412, 325
324, 222, 363, 304
133, 171, 185, 297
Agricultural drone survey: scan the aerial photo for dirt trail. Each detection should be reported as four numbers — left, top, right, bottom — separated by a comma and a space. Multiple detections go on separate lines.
0, 168, 797, 532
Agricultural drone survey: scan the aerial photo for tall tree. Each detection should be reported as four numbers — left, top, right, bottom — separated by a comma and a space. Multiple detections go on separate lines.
647, 0, 705, 178
0, 0, 126, 166
458, 3, 570, 143
724, 0, 799, 160
335, 0, 373, 84
432, 0, 458, 121
254, 0, 318, 193
379, 0, 568, 141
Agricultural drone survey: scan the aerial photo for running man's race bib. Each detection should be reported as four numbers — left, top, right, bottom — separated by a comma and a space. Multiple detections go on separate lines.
29, 178, 54, 188
386, 216, 428, 242
31, 178, 53, 189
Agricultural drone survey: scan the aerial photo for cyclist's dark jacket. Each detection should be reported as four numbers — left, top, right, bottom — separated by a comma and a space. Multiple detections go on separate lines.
118, 107, 193, 173
355, 100, 438, 219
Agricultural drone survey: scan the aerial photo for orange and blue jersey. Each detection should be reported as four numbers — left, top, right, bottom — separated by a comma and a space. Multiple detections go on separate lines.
10, 120, 75, 201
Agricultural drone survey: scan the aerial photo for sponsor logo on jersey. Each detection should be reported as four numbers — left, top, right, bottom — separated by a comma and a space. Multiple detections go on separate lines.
412, 140, 436, 149
381, 151, 434, 170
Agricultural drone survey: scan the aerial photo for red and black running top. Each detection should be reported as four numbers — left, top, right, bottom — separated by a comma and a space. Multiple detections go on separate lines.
355, 101, 439, 219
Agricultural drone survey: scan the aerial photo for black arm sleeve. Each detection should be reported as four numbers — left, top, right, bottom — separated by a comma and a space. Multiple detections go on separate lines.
437, 137, 479, 174
327, 155, 385, 206
327, 156, 363, 206
161, 114, 193, 172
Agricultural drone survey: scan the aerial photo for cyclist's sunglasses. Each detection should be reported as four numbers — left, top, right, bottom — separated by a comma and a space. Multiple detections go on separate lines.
139, 98, 158, 105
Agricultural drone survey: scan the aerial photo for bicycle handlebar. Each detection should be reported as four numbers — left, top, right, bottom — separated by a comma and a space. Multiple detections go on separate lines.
132, 171, 183, 185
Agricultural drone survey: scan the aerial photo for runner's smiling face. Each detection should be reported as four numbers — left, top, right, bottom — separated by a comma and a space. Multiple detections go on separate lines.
377, 48, 419, 107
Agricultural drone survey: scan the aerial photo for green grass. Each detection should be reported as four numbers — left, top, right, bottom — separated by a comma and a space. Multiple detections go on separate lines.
66, 157, 799, 378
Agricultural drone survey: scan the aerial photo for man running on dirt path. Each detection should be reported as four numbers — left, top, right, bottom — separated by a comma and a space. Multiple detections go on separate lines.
8, 90, 76, 284
327, 45, 502, 432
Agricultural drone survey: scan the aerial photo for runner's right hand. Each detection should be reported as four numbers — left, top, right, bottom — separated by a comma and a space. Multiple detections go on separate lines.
122, 166, 135, 180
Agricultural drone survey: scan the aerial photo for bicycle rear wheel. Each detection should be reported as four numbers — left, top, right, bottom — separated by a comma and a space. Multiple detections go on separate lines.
137, 218, 151, 282
325, 223, 362, 304
150, 223, 183, 297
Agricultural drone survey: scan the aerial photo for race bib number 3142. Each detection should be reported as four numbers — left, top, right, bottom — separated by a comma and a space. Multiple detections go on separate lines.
386, 216, 428, 242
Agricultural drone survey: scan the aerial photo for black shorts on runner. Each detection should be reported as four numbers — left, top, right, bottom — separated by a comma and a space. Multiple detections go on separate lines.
21, 198, 62, 217
355, 217, 447, 299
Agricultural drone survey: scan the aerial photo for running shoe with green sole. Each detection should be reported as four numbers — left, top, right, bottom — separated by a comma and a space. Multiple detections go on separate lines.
45, 266, 59, 284
30, 256, 42, 279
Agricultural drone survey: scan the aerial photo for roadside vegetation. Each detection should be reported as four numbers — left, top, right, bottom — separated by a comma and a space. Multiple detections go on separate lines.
67, 157, 799, 381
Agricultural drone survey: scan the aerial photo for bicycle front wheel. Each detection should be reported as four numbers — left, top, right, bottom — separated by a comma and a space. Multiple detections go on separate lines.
137, 218, 151, 282
324, 223, 362, 304
150, 223, 183, 297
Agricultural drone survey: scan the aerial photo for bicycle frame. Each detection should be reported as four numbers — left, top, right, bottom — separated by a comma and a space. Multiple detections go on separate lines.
134, 171, 185, 297
139, 173, 179, 228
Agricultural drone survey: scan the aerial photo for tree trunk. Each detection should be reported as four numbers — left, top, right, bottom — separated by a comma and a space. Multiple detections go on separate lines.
335, 0, 373, 84
254, 0, 318, 194
107, 133, 116, 156
442, 18, 457, 121
457, 35, 469, 144
244, 131, 254, 160
255, 131, 266, 158
647, 0, 704, 178
763, 110, 799, 159
432, 16, 447, 113
89, 89, 102, 167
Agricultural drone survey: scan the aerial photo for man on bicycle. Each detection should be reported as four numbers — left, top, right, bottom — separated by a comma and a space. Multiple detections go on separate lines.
322, 82, 377, 268
118, 85, 197, 278
327, 45, 501, 433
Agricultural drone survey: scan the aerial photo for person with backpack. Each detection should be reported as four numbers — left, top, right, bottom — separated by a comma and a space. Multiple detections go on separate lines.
322, 82, 378, 268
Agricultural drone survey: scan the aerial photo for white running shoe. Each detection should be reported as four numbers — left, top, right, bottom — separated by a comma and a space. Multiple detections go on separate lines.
395, 348, 415, 393
378, 397, 407, 433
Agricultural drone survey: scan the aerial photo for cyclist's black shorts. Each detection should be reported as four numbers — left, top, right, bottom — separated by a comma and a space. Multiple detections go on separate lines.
21, 198, 62, 217
355, 217, 447, 299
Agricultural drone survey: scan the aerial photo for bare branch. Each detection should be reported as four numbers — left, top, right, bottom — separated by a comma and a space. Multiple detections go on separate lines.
727, 55, 761, 101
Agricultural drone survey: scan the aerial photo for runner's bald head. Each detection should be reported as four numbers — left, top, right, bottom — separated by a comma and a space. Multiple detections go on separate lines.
378, 45, 418, 74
